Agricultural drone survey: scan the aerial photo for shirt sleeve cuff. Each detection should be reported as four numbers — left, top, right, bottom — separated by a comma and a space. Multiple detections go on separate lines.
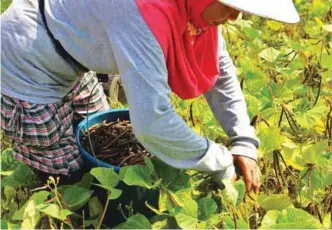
230, 141, 257, 162
194, 139, 234, 172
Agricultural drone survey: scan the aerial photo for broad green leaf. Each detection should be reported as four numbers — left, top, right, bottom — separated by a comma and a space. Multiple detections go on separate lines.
1, 220, 8, 230
234, 180, 246, 206
258, 127, 285, 161
151, 217, 169, 229
221, 180, 239, 206
1, 220, 20, 230
223, 215, 249, 229
266, 21, 283, 31
245, 94, 261, 118
88, 196, 102, 218
64, 185, 93, 211
77, 172, 95, 189
243, 70, 267, 93
165, 189, 185, 214
301, 140, 328, 165
257, 194, 292, 210
13, 191, 49, 220
108, 188, 122, 200
0, 170, 14, 176
120, 165, 157, 188
259, 107, 281, 121
243, 27, 261, 39
229, 18, 253, 28
90, 167, 120, 189
296, 106, 328, 130
21, 199, 42, 229
173, 188, 192, 206
118, 214, 152, 229
145, 201, 164, 215
260, 208, 323, 229
152, 159, 190, 191
271, 82, 294, 103
322, 24, 332, 32
4, 186, 16, 201
7, 201, 18, 217
300, 167, 332, 193
259, 210, 278, 229
7, 222, 21, 230
321, 53, 332, 68
1, 148, 20, 173
1, 0, 12, 12
158, 189, 168, 213
59, 209, 74, 220
205, 214, 221, 229
87, 196, 102, 228
144, 156, 156, 175
285, 77, 303, 89
323, 214, 331, 229
150, 215, 179, 229
283, 35, 304, 52
174, 200, 198, 229
322, 70, 332, 83
281, 145, 306, 170
258, 47, 281, 62
1, 164, 36, 188
197, 197, 217, 221
37, 203, 73, 221
197, 221, 208, 229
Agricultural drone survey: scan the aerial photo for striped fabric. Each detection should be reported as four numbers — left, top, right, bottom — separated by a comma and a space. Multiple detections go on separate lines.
0, 72, 109, 175
72, 72, 110, 121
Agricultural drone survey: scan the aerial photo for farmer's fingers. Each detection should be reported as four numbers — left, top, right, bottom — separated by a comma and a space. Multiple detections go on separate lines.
256, 168, 262, 193
251, 169, 261, 194
241, 166, 253, 192
233, 155, 259, 193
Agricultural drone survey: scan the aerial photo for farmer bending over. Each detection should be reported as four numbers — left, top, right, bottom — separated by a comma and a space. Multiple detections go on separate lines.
1, 0, 300, 192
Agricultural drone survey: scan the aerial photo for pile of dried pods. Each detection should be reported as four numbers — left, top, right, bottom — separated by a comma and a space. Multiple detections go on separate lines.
80, 119, 153, 166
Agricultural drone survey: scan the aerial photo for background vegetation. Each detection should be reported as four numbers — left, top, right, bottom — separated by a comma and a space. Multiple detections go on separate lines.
1, 0, 331, 229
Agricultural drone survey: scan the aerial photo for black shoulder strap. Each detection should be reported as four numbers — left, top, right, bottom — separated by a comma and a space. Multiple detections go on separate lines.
38, 0, 89, 72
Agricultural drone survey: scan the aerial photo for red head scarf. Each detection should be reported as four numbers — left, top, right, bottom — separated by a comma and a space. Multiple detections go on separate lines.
135, 0, 220, 99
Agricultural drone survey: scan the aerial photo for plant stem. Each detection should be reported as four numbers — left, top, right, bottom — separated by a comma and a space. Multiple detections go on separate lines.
118, 203, 128, 220
53, 185, 64, 210
55, 189, 74, 229
97, 191, 111, 230
63, 220, 74, 230
82, 210, 85, 230
231, 209, 238, 229
49, 217, 57, 230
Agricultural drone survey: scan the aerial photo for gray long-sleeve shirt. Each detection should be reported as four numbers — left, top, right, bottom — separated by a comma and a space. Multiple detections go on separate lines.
1, 0, 259, 178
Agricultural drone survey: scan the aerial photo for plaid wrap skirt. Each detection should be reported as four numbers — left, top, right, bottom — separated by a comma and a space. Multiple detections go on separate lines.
1, 72, 109, 175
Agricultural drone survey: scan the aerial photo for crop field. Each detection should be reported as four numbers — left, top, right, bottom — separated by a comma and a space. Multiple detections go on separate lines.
1, 0, 332, 229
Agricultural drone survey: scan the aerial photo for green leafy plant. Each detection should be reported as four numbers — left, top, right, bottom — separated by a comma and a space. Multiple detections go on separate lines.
1, 0, 332, 229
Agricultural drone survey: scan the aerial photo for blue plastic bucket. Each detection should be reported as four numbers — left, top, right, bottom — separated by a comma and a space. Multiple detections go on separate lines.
75, 108, 159, 227
74, 108, 130, 171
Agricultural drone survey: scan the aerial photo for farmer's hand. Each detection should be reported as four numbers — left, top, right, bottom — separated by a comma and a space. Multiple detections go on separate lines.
233, 155, 261, 193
